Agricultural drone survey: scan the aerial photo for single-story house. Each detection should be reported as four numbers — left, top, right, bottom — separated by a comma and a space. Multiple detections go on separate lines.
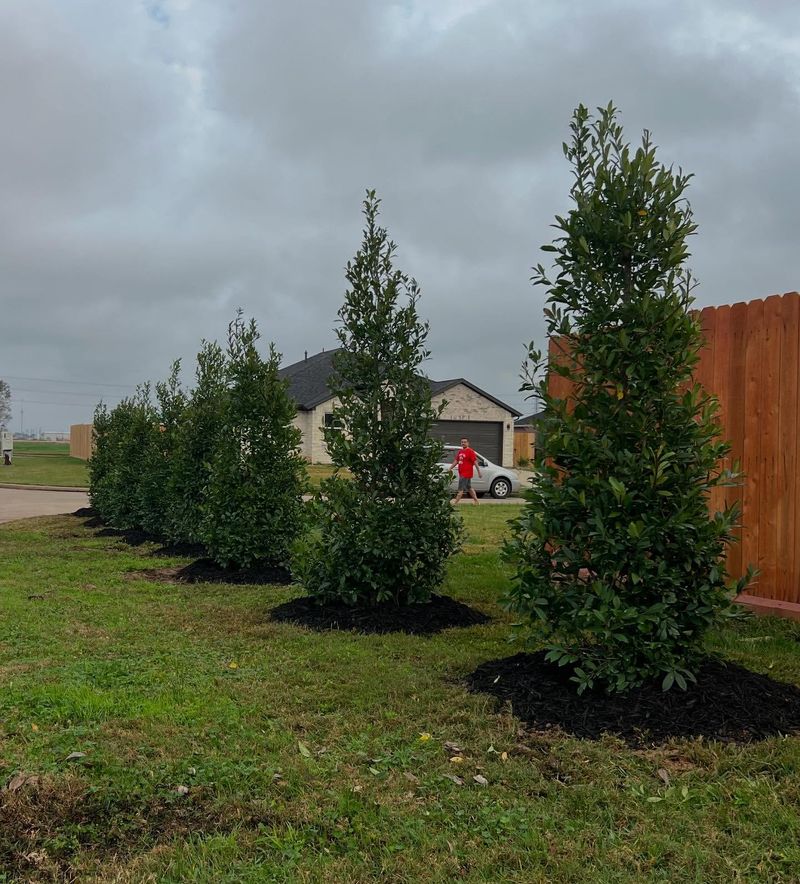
280, 349, 521, 466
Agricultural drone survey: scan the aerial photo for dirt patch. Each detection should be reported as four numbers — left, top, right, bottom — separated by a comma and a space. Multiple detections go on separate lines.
466, 651, 800, 747
270, 594, 490, 635
0, 773, 271, 881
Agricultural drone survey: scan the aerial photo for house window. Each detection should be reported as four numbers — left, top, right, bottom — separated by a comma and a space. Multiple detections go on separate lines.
323, 412, 343, 430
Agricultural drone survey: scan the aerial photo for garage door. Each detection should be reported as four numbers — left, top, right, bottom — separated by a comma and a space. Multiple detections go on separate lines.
430, 420, 503, 464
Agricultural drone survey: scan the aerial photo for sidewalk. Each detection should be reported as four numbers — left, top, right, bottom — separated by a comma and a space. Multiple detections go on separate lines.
0, 487, 90, 524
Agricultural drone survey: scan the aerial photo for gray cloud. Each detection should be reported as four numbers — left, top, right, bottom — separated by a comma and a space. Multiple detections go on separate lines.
1, 0, 798, 431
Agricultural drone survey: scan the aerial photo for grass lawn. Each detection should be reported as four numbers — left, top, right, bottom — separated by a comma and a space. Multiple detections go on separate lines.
1, 507, 800, 882
13, 441, 71, 455
0, 451, 89, 488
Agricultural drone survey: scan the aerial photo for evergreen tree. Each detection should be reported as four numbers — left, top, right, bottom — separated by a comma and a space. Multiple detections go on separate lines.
505, 104, 749, 694
299, 191, 461, 606
167, 341, 228, 545
200, 313, 306, 569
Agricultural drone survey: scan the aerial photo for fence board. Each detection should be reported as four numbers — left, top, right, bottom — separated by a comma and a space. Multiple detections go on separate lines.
725, 301, 749, 580
710, 304, 732, 519
778, 293, 799, 603
741, 299, 765, 594
759, 296, 783, 595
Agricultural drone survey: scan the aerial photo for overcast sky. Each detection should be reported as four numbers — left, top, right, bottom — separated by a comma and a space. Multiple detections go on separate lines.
1, 0, 798, 433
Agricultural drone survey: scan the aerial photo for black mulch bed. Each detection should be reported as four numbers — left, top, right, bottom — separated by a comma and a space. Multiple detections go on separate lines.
150, 541, 208, 559
94, 527, 154, 546
175, 558, 292, 586
466, 651, 800, 747
270, 594, 490, 636
72, 507, 97, 518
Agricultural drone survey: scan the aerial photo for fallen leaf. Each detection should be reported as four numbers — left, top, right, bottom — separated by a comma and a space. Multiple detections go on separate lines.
418, 732, 432, 742
64, 752, 86, 762
444, 741, 463, 754
449, 756, 464, 765
500, 752, 508, 762
4, 772, 40, 792
403, 771, 420, 784
175, 785, 189, 796
228, 661, 239, 670
352, 784, 363, 793
297, 741, 311, 758
657, 768, 670, 786
444, 774, 464, 785
368, 767, 381, 776
272, 773, 283, 782
31, 723, 39, 732
187, 767, 196, 776
473, 775, 489, 787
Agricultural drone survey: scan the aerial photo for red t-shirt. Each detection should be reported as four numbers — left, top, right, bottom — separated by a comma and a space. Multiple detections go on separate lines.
454, 447, 478, 478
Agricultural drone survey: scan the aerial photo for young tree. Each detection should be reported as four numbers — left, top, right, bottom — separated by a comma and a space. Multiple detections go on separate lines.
137, 362, 187, 537
0, 379, 10, 429
89, 387, 159, 530
167, 341, 228, 545
505, 104, 748, 694
88, 401, 114, 519
299, 191, 461, 606
200, 313, 306, 569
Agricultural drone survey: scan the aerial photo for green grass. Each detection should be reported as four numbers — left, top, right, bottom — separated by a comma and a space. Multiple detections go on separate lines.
1, 507, 800, 882
13, 440, 71, 455
0, 452, 89, 487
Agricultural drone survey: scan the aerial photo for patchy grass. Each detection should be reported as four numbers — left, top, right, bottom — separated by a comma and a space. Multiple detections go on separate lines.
1, 507, 799, 882
0, 452, 89, 487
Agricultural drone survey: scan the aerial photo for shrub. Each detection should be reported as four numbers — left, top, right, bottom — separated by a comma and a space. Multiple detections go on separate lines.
200, 313, 307, 569
298, 191, 461, 606
90, 387, 159, 530
166, 341, 227, 545
504, 104, 750, 694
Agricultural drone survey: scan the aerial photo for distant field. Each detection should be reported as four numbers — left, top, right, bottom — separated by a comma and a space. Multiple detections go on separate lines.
0, 450, 88, 487
12, 440, 70, 455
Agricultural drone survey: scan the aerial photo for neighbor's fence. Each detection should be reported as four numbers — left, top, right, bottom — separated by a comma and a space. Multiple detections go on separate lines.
548, 291, 800, 619
70, 424, 94, 461
514, 428, 536, 465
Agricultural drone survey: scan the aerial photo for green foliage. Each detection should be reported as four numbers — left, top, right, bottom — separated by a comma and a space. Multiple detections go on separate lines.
0, 378, 10, 429
88, 402, 114, 516
299, 191, 461, 606
200, 312, 307, 568
137, 362, 187, 537
88, 386, 160, 530
166, 341, 227, 545
504, 104, 751, 694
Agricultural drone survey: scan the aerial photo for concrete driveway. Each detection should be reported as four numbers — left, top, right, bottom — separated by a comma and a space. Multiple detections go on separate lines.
0, 487, 90, 524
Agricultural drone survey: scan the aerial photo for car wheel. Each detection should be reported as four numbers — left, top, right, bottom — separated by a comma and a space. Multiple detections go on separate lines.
490, 477, 511, 499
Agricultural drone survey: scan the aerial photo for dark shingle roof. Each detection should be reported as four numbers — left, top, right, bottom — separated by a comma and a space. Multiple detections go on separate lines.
515, 411, 544, 426
280, 349, 520, 416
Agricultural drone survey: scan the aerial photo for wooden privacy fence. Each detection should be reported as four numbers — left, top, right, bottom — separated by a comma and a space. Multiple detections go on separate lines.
548, 291, 800, 620
70, 424, 93, 461
514, 428, 536, 465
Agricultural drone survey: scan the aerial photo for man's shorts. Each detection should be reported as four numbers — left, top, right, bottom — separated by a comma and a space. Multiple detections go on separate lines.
458, 476, 472, 492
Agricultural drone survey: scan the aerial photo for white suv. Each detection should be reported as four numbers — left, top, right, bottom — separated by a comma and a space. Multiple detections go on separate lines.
438, 445, 521, 499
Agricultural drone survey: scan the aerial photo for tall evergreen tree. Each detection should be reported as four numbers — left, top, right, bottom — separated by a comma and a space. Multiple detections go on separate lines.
505, 104, 749, 694
167, 340, 227, 545
299, 191, 461, 606
200, 313, 306, 569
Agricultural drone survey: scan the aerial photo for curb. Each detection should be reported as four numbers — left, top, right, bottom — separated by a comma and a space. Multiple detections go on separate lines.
0, 483, 89, 493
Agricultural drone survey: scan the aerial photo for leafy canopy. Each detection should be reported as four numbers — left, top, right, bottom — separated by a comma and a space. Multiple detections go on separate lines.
505, 103, 750, 694
299, 190, 461, 606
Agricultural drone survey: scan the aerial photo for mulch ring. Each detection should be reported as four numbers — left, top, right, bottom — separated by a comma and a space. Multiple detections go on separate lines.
270, 594, 490, 636
466, 651, 800, 747
131, 559, 292, 586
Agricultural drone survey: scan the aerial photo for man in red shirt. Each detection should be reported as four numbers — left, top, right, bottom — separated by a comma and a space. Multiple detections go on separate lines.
449, 437, 482, 505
